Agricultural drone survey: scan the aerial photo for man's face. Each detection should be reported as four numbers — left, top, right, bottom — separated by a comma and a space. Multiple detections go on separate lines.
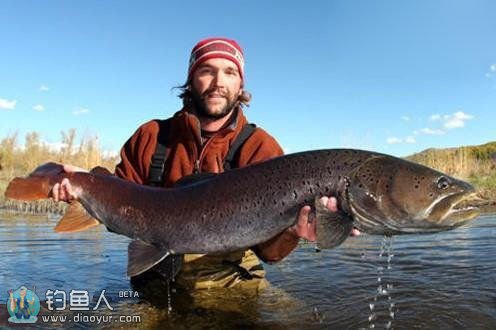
190, 58, 242, 119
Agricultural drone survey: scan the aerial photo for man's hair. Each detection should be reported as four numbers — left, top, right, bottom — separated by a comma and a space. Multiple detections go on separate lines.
174, 81, 252, 108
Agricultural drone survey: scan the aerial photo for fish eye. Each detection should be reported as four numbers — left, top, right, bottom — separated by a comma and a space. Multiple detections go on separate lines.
437, 176, 450, 190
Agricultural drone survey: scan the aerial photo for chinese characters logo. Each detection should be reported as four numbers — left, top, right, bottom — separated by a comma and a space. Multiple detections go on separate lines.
45, 289, 113, 311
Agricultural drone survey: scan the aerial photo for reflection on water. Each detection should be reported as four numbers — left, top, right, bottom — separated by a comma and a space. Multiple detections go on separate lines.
0, 211, 495, 329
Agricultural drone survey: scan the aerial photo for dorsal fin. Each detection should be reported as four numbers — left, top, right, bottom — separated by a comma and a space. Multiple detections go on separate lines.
90, 166, 113, 176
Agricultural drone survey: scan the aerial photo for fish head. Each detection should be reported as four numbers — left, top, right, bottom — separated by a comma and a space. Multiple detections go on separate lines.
347, 155, 480, 234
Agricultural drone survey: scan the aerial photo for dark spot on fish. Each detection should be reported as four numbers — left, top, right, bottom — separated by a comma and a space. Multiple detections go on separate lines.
415, 185, 419, 189
293, 190, 298, 199
359, 183, 363, 188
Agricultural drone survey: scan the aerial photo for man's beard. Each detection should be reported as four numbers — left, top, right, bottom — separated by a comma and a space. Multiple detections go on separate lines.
191, 87, 238, 120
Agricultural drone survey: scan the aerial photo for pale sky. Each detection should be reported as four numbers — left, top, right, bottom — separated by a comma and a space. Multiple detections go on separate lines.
1, 0, 495, 157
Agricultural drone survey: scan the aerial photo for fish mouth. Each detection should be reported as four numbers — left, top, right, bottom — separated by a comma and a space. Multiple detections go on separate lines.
433, 192, 481, 226
350, 191, 482, 235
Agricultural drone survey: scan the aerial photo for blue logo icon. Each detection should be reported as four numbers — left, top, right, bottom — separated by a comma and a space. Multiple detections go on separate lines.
6, 286, 40, 323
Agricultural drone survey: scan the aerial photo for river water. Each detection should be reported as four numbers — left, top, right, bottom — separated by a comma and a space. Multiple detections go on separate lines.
0, 210, 494, 329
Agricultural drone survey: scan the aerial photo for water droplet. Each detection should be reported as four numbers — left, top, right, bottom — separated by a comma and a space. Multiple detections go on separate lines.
386, 321, 392, 328
369, 303, 374, 311
166, 280, 172, 314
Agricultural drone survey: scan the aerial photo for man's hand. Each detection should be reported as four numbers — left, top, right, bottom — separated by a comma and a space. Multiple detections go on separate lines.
287, 196, 360, 242
51, 164, 88, 202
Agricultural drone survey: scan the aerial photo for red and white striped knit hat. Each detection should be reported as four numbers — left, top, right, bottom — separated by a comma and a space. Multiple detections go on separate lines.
188, 37, 245, 81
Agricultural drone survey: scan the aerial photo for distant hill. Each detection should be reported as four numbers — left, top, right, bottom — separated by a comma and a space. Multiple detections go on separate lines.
406, 141, 496, 202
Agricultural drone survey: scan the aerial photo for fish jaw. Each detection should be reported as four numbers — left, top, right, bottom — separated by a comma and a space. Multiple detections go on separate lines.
351, 191, 481, 235
426, 191, 481, 227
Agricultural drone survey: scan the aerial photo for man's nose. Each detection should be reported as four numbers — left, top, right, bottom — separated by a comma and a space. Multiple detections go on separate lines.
212, 70, 227, 87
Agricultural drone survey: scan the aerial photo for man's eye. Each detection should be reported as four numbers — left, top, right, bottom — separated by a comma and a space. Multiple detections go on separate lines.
197, 68, 213, 75
225, 69, 238, 76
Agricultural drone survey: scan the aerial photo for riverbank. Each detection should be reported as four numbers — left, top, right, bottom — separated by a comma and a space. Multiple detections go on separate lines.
1, 132, 495, 204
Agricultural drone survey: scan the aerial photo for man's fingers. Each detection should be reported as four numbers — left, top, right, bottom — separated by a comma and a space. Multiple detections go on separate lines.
298, 205, 311, 226
52, 183, 60, 201
63, 164, 87, 173
327, 197, 338, 212
52, 178, 75, 202
319, 196, 338, 212
61, 178, 74, 200
351, 228, 361, 237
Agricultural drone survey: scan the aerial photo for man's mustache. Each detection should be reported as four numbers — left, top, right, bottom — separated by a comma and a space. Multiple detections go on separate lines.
201, 88, 229, 99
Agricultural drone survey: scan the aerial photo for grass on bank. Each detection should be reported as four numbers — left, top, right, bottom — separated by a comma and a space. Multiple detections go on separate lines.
0, 129, 119, 202
1, 130, 495, 203
406, 142, 496, 201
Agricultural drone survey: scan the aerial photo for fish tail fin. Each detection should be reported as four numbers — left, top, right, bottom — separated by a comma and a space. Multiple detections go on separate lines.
55, 202, 100, 233
4, 176, 53, 200
4, 162, 66, 201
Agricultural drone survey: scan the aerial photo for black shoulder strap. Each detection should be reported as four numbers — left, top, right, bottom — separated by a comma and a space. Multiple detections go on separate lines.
223, 123, 256, 171
148, 121, 256, 186
148, 119, 172, 186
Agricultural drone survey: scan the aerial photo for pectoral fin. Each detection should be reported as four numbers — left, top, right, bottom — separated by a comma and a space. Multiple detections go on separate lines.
54, 202, 100, 233
90, 166, 113, 176
315, 197, 354, 249
127, 240, 172, 278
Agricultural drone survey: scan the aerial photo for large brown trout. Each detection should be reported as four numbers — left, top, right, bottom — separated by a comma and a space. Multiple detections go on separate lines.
5, 149, 480, 278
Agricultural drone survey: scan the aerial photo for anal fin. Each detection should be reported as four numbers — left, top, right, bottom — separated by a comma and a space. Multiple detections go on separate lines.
55, 202, 100, 233
315, 197, 354, 249
128, 240, 172, 278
